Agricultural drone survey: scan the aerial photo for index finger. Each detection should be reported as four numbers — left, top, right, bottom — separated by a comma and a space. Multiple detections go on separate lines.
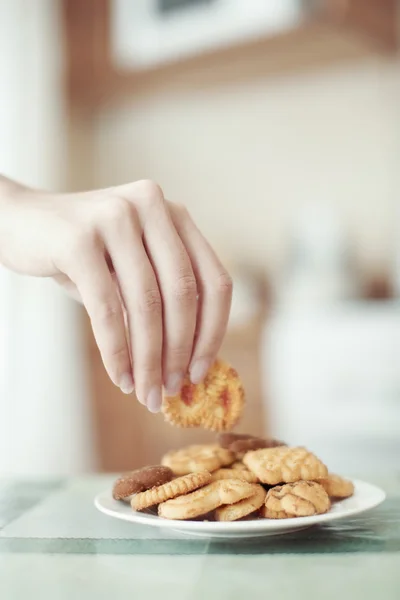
65, 241, 133, 394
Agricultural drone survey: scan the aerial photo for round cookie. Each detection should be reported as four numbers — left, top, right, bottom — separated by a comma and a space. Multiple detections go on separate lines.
243, 446, 328, 485
215, 483, 266, 521
316, 474, 354, 499
161, 444, 234, 476
112, 465, 174, 501
162, 359, 245, 431
131, 471, 211, 511
158, 478, 255, 520
231, 461, 248, 471
262, 481, 331, 519
210, 468, 258, 484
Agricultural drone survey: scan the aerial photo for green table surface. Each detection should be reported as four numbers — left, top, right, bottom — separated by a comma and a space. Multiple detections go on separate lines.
0, 474, 399, 600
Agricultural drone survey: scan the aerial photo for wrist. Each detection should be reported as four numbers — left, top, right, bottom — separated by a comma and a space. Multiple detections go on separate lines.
0, 175, 26, 207
0, 176, 32, 268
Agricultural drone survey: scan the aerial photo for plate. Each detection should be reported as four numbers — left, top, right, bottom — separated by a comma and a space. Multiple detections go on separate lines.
94, 479, 386, 539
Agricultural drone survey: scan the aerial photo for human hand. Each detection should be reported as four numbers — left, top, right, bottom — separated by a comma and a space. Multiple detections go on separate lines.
0, 178, 232, 412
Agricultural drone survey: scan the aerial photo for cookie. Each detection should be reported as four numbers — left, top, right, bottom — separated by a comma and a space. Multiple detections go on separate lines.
210, 468, 258, 484
243, 446, 328, 485
218, 433, 254, 449
112, 466, 174, 501
158, 478, 255, 520
316, 474, 354, 499
262, 481, 331, 519
131, 471, 211, 511
230, 437, 286, 454
218, 432, 285, 454
162, 359, 245, 431
231, 461, 248, 471
161, 444, 234, 476
215, 483, 266, 521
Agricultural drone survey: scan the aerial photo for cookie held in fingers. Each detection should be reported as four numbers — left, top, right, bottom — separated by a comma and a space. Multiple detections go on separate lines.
162, 359, 245, 431
131, 471, 211, 511
243, 446, 328, 485
215, 484, 267, 521
112, 466, 174, 501
262, 481, 330, 519
158, 478, 255, 520
316, 474, 354, 499
161, 444, 234, 476
210, 468, 258, 484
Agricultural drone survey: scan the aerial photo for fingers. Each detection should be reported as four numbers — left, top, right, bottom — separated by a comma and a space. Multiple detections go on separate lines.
100, 198, 163, 413
169, 203, 233, 384
55, 181, 231, 411
59, 232, 133, 394
142, 193, 197, 397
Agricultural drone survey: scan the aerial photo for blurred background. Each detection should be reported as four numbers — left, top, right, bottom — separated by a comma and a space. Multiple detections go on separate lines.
0, 0, 399, 478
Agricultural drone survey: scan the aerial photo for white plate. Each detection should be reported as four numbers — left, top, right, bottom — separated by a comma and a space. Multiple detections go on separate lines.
94, 479, 386, 539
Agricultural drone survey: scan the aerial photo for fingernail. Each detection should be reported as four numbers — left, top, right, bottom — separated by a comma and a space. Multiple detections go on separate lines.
165, 372, 183, 396
147, 386, 162, 413
189, 358, 211, 385
120, 373, 134, 394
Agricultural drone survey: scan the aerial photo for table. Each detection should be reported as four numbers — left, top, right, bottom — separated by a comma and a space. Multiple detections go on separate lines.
0, 475, 399, 599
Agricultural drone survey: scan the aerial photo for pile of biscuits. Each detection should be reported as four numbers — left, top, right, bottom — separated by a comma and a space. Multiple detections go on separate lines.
112, 433, 354, 522
113, 360, 354, 521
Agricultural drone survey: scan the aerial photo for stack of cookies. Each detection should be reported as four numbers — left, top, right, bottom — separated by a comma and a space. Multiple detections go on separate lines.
112, 433, 354, 522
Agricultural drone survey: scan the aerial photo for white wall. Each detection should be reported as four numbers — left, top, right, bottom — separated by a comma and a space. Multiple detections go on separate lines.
0, 0, 96, 476
93, 56, 399, 277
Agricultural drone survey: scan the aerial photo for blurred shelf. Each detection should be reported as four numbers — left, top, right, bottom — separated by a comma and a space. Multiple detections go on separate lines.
62, 0, 398, 107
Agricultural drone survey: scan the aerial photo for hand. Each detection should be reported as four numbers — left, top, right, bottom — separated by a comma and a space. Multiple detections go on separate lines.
0, 178, 232, 412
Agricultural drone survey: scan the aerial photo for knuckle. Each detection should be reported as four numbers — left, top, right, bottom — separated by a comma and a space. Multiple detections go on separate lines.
203, 333, 222, 351
70, 228, 99, 254
137, 360, 159, 376
108, 345, 129, 362
57, 226, 100, 270
94, 301, 121, 326
139, 287, 162, 315
134, 356, 161, 385
136, 179, 164, 206
194, 333, 221, 359
102, 196, 131, 222
169, 343, 192, 362
173, 273, 197, 303
214, 271, 233, 297
171, 201, 188, 218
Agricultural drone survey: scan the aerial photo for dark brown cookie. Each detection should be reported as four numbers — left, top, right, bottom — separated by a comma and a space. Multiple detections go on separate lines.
218, 433, 254, 450
230, 437, 286, 453
112, 465, 174, 501
217, 433, 286, 453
